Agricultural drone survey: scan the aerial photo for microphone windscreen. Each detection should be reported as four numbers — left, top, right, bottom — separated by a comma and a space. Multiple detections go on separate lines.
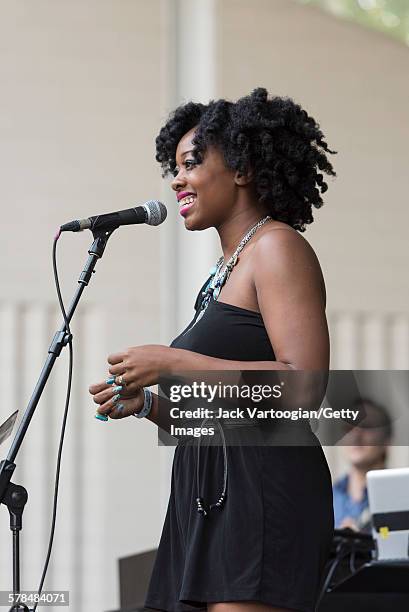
144, 200, 167, 226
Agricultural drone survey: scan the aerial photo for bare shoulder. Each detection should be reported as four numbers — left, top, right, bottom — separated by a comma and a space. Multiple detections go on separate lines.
253, 224, 326, 304
255, 222, 315, 257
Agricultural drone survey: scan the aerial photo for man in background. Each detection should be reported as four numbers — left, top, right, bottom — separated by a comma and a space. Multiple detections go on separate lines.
333, 398, 393, 532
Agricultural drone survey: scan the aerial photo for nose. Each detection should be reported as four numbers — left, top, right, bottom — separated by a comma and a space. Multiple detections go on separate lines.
171, 168, 187, 192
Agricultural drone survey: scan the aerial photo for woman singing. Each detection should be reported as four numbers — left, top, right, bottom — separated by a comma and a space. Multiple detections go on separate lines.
89, 88, 336, 612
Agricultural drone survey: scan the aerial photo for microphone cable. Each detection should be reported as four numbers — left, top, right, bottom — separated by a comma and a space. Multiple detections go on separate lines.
31, 230, 73, 612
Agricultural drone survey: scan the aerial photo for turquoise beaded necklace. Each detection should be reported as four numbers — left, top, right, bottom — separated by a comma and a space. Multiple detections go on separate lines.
182, 215, 271, 336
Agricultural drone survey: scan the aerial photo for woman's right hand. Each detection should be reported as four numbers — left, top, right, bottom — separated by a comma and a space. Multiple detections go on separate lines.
89, 380, 145, 420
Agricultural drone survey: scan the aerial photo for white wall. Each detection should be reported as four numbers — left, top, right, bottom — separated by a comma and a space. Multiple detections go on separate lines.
0, 1, 408, 611
0, 2, 165, 611
217, 0, 409, 314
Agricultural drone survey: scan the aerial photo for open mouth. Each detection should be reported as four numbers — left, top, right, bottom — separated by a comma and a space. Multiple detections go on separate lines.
179, 195, 196, 216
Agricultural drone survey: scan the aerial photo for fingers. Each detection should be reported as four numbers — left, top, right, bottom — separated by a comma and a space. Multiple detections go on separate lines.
89, 351, 135, 421
107, 352, 125, 366
92, 384, 123, 405
114, 374, 126, 386
105, 405, 125, 420
108, 363, 126, 376
89, 378, 124, 423
94, 392, 144, 420
107, 373, 141, 395
97, 401, 124, 419
94, 389, 123, 417
88, 381, 110, 395
89, 372, 127, 393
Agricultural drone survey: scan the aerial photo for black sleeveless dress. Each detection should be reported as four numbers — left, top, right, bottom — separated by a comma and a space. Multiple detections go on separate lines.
144, 277, 334, 612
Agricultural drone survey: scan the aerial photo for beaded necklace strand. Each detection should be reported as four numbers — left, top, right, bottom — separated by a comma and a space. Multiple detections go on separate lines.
182, 215, 272, 337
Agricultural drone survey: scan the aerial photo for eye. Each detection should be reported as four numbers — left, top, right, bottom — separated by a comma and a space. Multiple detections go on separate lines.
171, 158, 199, 178
184, 159, 197, 170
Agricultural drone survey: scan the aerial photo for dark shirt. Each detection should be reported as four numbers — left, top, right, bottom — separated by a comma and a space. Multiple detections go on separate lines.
333, 474, 369, 529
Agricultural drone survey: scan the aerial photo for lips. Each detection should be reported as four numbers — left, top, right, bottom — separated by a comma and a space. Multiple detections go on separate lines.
179, 195, 196, 217
177, 191, 196, 202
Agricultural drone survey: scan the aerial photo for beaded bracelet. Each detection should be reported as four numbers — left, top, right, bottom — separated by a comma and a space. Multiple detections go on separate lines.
133, 388, 153, 419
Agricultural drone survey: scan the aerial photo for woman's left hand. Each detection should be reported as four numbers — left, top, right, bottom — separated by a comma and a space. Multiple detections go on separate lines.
106, 344, 173, 392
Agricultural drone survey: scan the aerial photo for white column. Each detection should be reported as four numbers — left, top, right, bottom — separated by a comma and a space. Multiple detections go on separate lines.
390, 314, 409, 369
361, 314, 388, 369
78, 306, 110, 611
330, 312, 362, 369
158, 0, 219, 520
161, 0, 219, 335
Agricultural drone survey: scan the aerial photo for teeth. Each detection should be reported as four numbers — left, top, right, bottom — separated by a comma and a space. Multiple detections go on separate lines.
179, 195, 196, 206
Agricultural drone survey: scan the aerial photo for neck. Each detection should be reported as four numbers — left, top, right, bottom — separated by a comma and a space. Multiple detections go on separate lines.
216, 202, 271, 261
348, 460, 385, 502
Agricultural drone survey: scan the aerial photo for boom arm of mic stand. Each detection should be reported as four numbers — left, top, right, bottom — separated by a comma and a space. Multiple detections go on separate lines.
0, 228, 115, 610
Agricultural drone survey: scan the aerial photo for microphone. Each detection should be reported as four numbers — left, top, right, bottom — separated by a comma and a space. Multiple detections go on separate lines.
60, 200, 167, 232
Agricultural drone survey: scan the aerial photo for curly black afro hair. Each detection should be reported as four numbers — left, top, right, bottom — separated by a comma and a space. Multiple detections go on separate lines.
155, 88, 337, 231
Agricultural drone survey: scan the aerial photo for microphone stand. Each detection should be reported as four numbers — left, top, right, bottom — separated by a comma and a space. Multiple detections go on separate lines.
0, 227, 116, 611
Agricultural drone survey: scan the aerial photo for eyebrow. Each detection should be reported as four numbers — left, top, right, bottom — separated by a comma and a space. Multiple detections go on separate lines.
175, 149, 194, 164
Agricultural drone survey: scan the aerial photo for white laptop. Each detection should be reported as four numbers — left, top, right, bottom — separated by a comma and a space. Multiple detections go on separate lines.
367, 467, 409, 560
